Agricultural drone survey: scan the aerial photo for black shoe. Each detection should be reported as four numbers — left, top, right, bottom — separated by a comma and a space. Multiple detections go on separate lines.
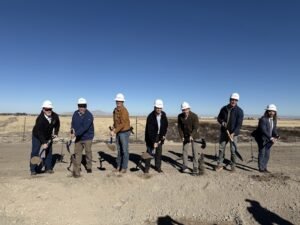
259, 169, 264, 173
156, 168, 163, 173
31, 171, 37, 176
87, 169, 92, 173
45, 170, 54, 174
264, 169, 271, 173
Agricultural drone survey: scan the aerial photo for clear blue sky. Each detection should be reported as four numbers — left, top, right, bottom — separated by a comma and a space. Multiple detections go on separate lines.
0, 0, 299, 117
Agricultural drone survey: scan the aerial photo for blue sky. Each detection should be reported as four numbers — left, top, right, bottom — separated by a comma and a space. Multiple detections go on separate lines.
0, 0, 299, 117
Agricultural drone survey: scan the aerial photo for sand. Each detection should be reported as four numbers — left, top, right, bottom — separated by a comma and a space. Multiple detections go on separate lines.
0, 141, 299, 225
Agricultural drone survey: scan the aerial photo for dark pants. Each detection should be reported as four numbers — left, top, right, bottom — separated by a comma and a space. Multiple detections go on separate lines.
146, 144, 162, 170
30, 136, 53, 172
258, 141, 273, 171
145, 135, 163, 172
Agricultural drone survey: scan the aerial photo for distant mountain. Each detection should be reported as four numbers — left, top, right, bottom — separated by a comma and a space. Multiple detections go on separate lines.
91, 110, 111, 116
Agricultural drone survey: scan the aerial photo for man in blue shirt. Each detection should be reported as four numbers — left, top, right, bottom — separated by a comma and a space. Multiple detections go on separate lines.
71, 98, 94, 178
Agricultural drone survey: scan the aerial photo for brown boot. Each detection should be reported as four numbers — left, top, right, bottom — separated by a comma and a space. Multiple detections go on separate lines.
120, 169, 127, 173
112, 167, 120, 172
215, 165, 223, 172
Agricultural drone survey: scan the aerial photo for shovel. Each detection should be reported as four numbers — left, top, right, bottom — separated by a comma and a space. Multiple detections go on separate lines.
226, 130, 243, 161
66, 137, 76, 171
30, 139, 52, 165
106, 136, 116, 151
106, 126, 116, 151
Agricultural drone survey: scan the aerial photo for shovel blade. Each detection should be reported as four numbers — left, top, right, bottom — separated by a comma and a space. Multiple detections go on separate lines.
141, 152, 153, 160
30, 156, 42, 165
106, 143, 116, 151
232, 141, 243, 161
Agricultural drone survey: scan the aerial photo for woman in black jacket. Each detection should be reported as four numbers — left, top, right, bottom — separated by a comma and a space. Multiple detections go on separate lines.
30, 100, 60, 175
254, 104, 279, 173
144, 99, 168, 173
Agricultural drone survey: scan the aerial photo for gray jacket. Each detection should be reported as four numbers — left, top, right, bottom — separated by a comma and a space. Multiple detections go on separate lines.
255, 116, 279, 144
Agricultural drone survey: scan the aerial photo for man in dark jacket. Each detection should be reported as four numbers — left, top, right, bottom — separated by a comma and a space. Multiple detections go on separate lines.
144, 99, 168, 173
178, 102, 200, 174
71, 98, 94, 178
216, 93, 244, 172
30, 100, 60, 175
253, 104, 279, 173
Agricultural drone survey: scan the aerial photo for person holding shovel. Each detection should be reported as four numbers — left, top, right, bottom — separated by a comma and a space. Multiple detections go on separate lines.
71, 98, 94, 178
111, 93, 131, 173
215, 93, 244, 172
144, 99, 168, 173
178, 102, 200, 174
253, 104, 279, 173
30, 100, 60, 175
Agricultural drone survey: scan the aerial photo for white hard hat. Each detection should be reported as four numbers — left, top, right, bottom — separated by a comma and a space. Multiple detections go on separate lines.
78, 98, 87, 104
154, 99, 164, 108
115, 93, 125, 102
181, 101, 190, 110
266, 104, 277, 112
230, 93, 240, 101
42, 100, 53, 109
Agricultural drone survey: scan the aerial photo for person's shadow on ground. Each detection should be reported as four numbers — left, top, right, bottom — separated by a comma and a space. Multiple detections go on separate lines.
245, 199, 294, 225
157, 215, 183, 225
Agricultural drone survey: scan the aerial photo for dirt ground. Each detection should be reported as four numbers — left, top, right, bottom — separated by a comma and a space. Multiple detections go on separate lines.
0, 142, 299, 225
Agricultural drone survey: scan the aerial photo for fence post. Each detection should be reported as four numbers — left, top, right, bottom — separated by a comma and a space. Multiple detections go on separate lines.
22, 116, 26, 141
135, 116, 138, 142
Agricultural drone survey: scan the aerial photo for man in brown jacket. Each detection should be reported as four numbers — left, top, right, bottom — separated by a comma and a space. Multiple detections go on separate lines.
178, 102, 200, 174
110, 93, 131, 173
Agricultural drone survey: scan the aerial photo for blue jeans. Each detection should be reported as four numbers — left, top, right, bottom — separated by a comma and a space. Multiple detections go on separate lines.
116, 131, 130, 169
258, 141, 273, 171
30, 136, 53, 172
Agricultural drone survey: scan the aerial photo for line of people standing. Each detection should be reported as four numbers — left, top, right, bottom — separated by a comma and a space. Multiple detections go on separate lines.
29, 92, 279, 177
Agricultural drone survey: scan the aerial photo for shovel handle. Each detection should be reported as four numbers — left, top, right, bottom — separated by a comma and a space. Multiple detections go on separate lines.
226, 130, 234, 142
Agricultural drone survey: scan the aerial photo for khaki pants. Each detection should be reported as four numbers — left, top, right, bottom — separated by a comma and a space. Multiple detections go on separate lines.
182, 141, 199, 170
73, 140, 92, 176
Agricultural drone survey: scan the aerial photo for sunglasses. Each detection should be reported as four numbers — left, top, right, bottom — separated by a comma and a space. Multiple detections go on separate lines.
230, 99, 238, 102
43, 108, 52, 111
78, 104, 87, 108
